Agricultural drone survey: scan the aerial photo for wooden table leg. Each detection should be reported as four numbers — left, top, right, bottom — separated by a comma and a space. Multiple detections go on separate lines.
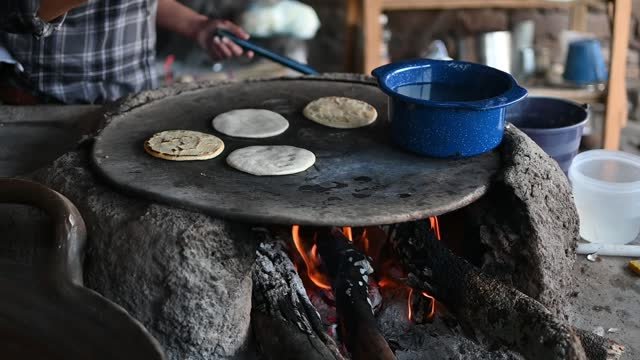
362, 0, 383, 74
603, 0, 631, 150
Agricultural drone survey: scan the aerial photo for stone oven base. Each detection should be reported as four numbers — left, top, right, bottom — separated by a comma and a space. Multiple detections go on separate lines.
0, 75, 628, 359
4, 149, 258, 360
0, 132, 629, 359
461, 124, 579, 322
0, 129, 578, 359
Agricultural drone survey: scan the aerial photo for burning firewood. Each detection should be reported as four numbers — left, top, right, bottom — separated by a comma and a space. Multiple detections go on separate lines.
391, 220, 589, 360
252, 230, 344, 360
313, 227, 396, 360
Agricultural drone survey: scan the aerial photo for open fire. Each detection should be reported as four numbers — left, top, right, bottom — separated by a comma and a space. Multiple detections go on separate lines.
290, 218, 441, 343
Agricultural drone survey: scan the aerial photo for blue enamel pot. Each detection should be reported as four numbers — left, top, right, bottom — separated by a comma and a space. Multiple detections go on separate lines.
372, 59, 528, 158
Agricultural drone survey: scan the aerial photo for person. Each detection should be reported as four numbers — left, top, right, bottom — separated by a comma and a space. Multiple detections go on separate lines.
0, 0, 253, 105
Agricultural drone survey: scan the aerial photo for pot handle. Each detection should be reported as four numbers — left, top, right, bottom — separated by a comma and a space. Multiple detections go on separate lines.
371, 62, 394, 81
501, 85, 528, 104
0, 178, 86, 286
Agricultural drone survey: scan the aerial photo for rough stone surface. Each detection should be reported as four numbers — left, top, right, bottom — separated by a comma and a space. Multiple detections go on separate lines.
464, 125, 579, 321
25, 150, 258, 360
393, 220, 587, 360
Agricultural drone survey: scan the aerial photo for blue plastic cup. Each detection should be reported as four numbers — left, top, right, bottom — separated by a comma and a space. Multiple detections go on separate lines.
563, 39, 608, 85
506, 97, 589, 173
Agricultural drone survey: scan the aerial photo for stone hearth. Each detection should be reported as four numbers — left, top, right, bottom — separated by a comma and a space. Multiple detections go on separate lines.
0, 78, 628, 360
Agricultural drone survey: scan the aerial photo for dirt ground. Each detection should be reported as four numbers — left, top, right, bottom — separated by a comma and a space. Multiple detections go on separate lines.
571, 244, 640, 360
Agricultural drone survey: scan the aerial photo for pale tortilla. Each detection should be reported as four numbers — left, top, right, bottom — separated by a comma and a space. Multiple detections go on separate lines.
303, 96, 377, 129
144, 130, 224, 161
212, 109, 289, 138
226, 145, 316, 176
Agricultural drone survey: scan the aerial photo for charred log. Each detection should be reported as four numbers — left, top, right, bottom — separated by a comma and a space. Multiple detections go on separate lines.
575, 329, 624, 360
252, 230, 343, 360
314, 227, 396, 360
391, 220, 587, 360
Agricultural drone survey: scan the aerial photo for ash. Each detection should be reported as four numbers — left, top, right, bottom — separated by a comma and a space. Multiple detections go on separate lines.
376, 287, 523, 360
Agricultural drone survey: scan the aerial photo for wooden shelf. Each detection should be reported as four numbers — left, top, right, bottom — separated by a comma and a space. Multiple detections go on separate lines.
381, 0, 574, 10
527, 86, 606, 103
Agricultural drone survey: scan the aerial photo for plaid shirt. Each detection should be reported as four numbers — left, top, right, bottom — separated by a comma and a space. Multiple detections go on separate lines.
0, 0, 158, 104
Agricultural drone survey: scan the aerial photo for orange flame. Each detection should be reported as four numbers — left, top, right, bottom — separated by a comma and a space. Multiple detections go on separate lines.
292, 216, 440, 322
407, 289, 437, 322
361, 228, 369, 253
292, 225, 332, 290
408, 288, 414, 321
421, 291, 436, 320
290, 226, 367, 290
377, 269, 406, 289
378, 277, 397, 288
342, 227, 353, 241
430, 216, 441, 240
407, 217, 439, 321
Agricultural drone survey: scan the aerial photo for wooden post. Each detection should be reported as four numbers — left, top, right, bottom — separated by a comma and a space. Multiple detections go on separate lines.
345, 0, 362, 73
362, 0, 384, 74
603, 0, 631, 150
570, 0, 589, 31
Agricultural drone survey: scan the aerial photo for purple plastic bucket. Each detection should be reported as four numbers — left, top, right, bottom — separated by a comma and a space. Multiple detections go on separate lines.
506, 97, 589, 173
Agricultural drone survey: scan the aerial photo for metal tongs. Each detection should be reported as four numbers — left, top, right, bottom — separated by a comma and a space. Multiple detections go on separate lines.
216, 29, 319, 75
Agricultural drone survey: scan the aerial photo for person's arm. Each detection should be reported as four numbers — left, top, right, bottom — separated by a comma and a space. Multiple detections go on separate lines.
156, 0, 253, 61
38, 0, 87, 22
0, 0, 86, 37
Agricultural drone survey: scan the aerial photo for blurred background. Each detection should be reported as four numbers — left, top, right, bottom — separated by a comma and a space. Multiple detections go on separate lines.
155, 0, 640, 155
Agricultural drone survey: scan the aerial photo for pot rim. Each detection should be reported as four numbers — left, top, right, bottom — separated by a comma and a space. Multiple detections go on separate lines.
372, 58, 528, 111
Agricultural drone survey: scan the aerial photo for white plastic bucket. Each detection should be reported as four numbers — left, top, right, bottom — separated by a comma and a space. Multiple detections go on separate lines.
568, 150, 640, 244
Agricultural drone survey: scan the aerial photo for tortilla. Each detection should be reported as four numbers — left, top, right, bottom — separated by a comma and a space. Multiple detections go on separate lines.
226, 145, 315, 176
212, 109, 289, 138
144, 130, 224, 161
303, 96, 377, 129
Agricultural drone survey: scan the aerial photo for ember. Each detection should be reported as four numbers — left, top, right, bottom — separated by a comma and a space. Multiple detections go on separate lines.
408, 289, 436, 322
288, 217, 442, 355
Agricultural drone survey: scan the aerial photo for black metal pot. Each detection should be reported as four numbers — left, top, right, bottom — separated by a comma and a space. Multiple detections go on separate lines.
0, 178, 166, 360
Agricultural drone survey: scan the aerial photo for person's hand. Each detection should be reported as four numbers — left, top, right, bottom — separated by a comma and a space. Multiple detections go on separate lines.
194, 20, 254, 61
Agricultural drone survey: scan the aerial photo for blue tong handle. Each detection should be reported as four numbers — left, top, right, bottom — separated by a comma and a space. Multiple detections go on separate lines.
216, 29, 319, 75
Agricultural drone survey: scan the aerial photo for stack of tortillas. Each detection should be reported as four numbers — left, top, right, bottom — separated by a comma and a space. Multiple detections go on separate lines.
144, 130, 224, 161
212, 109, 289, 138
227, 145, 315, 176
303, 96, 377, 129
